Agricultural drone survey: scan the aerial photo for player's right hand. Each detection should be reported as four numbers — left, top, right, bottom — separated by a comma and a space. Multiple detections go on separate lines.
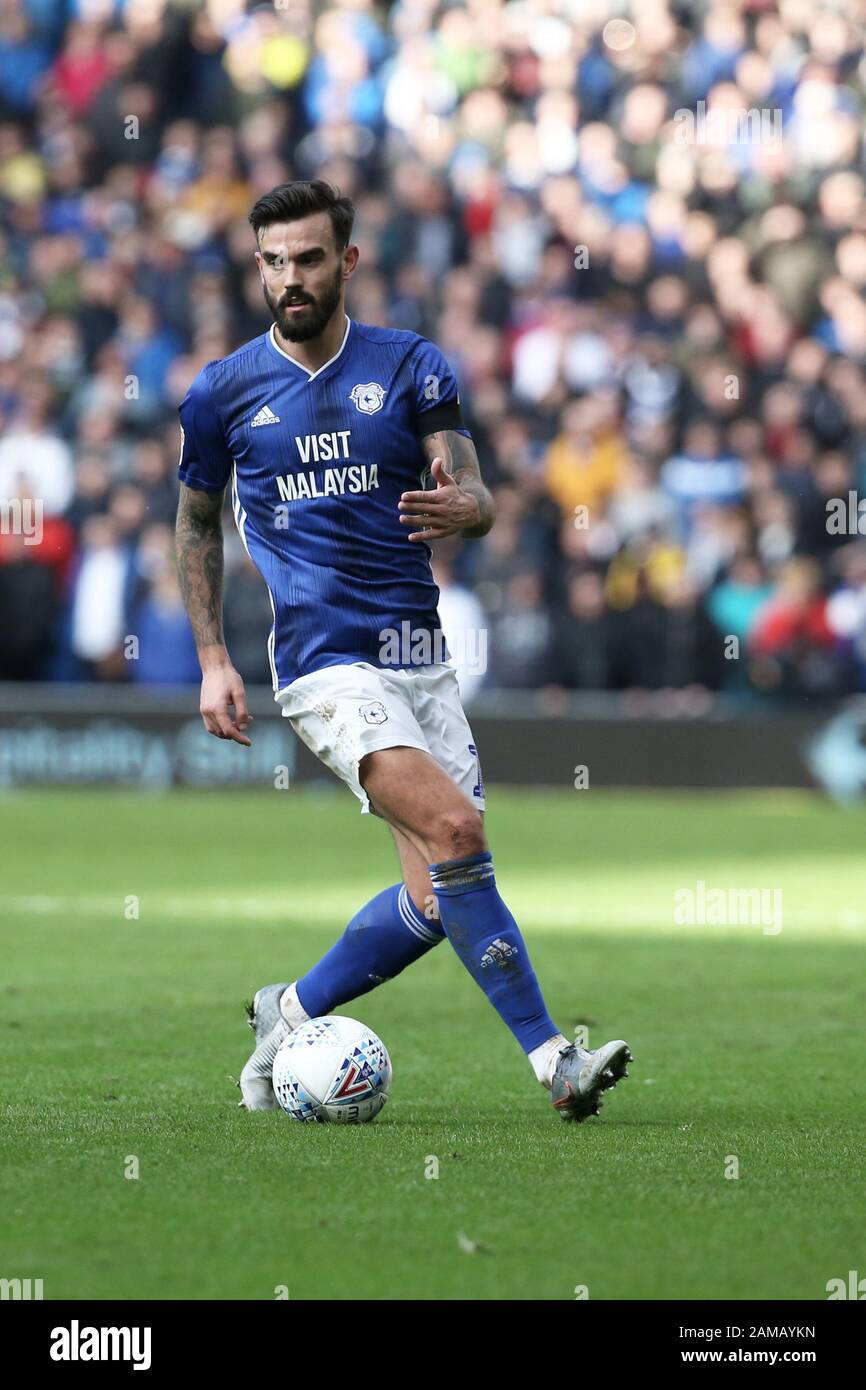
199, 662, 254, 746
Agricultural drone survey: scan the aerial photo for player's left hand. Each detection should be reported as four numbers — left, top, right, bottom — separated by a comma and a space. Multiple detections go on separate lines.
398, 458, 481, 542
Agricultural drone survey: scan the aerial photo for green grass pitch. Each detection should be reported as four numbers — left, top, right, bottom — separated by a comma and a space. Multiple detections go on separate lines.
1, 785, 864, 1301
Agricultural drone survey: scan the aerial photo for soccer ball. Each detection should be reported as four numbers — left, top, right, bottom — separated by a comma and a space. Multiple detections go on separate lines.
272, 1015, 392, 1124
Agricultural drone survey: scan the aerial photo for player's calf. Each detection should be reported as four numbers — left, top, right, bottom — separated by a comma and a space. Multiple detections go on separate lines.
238, 885, 446, 1110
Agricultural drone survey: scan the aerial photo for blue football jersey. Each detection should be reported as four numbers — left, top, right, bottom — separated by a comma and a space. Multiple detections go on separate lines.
178, 317, 472, 689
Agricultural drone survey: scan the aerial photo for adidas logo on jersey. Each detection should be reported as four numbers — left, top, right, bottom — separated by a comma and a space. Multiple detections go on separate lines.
251, 405, 280, 427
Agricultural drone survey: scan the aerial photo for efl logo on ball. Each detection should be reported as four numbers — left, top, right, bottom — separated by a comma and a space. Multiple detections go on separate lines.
272, 1016, 392, 1124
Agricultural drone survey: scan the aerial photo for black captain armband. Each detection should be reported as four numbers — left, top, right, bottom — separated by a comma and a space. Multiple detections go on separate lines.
414, 397, 466, 440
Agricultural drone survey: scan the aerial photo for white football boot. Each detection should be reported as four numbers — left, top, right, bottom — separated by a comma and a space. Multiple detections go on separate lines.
239, 983, 292, 1110
550, 1039, 632, 1121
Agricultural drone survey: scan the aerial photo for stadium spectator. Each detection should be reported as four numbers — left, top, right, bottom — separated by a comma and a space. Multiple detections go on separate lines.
750, 557, 852, 697
0, 0, 864, 708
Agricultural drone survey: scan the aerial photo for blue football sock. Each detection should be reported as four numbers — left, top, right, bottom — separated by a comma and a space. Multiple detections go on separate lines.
295, 883, 444, 1018
428, 850, 559, 1053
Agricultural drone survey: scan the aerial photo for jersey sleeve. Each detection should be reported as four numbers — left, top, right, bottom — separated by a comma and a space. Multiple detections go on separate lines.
177, 367, 233, 494
409, 338, 472, 440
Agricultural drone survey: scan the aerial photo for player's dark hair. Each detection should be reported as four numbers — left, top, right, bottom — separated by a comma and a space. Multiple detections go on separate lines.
248, 181, 355, 251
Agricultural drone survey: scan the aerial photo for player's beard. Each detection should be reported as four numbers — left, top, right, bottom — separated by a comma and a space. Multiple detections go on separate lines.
265, 265, 344, 343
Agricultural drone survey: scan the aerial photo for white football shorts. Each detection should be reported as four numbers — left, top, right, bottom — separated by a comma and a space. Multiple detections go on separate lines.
276, 661, 486, 816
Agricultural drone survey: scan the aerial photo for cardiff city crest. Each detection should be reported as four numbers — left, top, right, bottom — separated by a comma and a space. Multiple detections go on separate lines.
359, 700, 388, 725
350, 382, 386, 414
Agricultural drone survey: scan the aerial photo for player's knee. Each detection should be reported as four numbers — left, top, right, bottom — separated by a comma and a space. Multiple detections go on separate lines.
429, 806, 486, 862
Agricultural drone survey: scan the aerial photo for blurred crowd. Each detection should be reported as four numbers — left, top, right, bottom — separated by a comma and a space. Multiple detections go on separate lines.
2, 0, 866, 705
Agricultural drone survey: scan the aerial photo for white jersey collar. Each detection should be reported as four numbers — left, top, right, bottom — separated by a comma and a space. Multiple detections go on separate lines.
268, 315, 352, 381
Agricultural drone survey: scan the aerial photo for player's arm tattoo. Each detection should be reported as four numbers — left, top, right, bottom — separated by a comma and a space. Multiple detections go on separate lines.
175, 483, 227, 659
420, 429, 495, 538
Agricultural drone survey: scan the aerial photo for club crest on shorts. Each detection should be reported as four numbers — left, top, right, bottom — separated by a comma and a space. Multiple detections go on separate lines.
359, 700, 388, 725
350, 382, 386, 415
